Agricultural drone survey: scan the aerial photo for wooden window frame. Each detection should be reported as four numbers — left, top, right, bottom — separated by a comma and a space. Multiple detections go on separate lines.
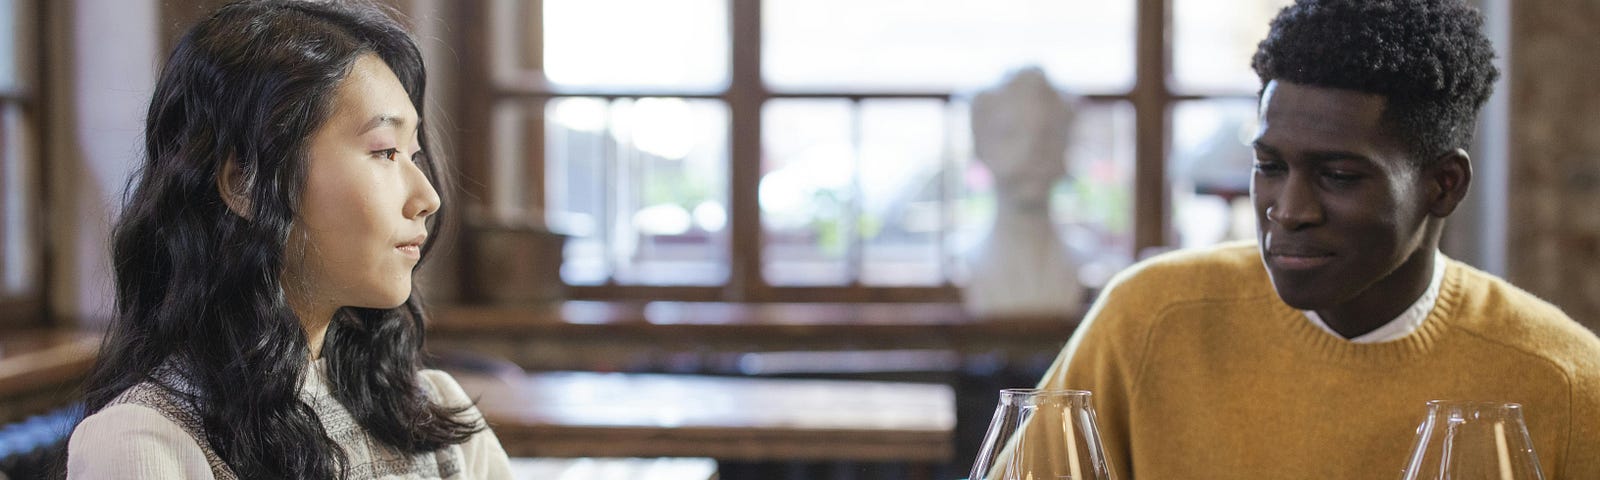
0, 0, 48, 327
454, 0, 1258, 304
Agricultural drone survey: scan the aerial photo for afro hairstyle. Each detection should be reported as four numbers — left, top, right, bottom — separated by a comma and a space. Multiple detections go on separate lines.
1251, 0, 1500, 165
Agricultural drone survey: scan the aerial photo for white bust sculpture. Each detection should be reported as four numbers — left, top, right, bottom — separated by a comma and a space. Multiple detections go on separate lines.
963, 67, 1084, 318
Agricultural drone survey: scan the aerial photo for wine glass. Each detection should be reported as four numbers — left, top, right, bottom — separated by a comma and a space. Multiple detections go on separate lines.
1399, 400, 1545, 480
968, 389, 1115, 480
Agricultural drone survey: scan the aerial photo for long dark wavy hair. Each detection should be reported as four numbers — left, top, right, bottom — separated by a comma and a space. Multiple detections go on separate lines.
76, 1, 477, 478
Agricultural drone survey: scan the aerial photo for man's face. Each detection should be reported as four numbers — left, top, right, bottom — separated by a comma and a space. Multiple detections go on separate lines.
1250, 80, 1436, 312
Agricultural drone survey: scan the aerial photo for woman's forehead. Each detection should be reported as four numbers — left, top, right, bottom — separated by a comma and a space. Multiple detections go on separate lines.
329, 55, 418, 135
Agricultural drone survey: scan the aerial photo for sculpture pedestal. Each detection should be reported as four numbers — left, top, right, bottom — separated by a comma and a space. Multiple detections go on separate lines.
963, 207, 1084, 318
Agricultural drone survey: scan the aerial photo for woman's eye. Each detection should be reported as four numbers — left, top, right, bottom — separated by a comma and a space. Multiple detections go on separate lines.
372, 148, 400, 161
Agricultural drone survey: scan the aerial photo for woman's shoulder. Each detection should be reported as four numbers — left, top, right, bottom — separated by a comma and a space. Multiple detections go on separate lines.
71, 402, 194, 446
415, 370, 514, 478
416, 369, 474, 407
67, 403, 219, 479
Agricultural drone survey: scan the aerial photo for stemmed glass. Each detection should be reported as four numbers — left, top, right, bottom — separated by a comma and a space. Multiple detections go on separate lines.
968, 389, 1115, 480
1399, 400, 1545, 480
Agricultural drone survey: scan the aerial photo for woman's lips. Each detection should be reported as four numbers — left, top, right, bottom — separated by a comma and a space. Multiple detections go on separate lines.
396, 233, 427, 259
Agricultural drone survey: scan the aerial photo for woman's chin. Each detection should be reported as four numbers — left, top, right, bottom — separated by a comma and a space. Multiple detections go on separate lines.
356, 291, 412, 310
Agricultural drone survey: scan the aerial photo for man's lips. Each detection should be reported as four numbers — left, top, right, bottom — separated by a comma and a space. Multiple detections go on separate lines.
1266, 248, 1335, 270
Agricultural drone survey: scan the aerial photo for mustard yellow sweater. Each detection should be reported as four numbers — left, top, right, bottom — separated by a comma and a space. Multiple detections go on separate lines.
1038, 242, 1600, 479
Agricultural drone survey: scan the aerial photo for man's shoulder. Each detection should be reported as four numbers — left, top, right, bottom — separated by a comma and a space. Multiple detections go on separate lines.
1450, 262, 1569, 321
1077, 241, 1276, 337
1448, 261, 1600, 376
1106, 241, 1270, 302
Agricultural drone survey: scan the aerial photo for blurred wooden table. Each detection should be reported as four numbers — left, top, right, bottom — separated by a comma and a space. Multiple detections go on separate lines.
458, 371, 956, 462
429, 301, 1081, 373
0, 329, 98, 422
507, 457, 717, 480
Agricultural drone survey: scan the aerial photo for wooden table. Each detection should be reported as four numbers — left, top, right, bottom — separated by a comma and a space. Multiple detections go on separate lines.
429, 301, 1081, 373
0, 329, 98, 397
507, 457, 717, 480
0, 329, 98, 423
432, 301, 1079, 341
458, 371, 956, 463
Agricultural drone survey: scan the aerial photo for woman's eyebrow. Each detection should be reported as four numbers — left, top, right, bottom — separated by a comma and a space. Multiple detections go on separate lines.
358, 113, 408, 135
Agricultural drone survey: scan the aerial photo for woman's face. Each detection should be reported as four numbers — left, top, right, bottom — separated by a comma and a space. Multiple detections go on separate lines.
285, 54, 440, 314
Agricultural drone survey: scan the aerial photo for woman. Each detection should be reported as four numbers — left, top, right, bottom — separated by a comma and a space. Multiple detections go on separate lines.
65, 1, 511, 478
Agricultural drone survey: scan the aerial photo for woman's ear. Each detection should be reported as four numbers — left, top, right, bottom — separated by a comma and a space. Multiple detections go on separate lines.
217, 158, 253, 219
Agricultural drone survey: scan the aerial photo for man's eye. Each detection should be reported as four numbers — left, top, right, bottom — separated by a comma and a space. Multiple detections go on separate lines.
1323, 170, 1363, 184
1253, 162, 1286, 175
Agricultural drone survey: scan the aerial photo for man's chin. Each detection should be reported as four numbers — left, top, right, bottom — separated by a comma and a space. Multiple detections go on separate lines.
1267, 278, 1334, 311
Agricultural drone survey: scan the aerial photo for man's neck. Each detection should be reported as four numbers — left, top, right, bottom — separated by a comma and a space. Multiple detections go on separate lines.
1315, 246, 1439, 339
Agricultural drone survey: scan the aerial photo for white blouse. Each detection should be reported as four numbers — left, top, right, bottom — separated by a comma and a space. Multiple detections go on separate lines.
66, 362, 512, 479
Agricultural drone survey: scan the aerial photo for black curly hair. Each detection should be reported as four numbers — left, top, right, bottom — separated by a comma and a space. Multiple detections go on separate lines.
1251, 0, 1500, 165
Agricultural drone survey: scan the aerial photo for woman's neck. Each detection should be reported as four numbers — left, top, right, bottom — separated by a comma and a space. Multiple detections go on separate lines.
287, 292, 336, 361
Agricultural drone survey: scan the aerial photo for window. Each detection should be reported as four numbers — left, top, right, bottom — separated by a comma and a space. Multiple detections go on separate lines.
464, 0, 1291, 303
0, 0, 44, 325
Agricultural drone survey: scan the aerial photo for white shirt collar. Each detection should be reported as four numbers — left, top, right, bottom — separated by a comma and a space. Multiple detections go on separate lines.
1303, 250, 1447, 343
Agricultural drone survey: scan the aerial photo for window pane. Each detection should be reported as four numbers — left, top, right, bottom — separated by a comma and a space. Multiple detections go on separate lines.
490, 101, 536, 220
859, 99, 948, 286
0, 0, 19, 91
1169, 99, 1259, 249
546, 97, 730, 286
761, 100, 853, 286
950, 100, 1136, 290
2, 103, 37, 294
543, 0, 728, 91
544, 98, 606, 284
1172, 0, 1292, 93
764, 0, 1134, 92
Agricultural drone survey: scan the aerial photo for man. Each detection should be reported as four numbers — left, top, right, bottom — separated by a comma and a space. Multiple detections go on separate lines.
1036, 0, 1600, 477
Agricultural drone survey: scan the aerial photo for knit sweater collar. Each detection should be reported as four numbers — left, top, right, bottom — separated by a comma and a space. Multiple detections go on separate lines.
1301, 250, 1448, 343
1270, 257, 1462, 366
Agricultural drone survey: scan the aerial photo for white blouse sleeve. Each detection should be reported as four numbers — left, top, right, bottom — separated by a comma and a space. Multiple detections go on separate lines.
420, 369, 514, 480
66, 403, 217, 480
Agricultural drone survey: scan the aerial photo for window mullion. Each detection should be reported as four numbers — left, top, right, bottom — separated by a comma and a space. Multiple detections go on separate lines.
846, 98, 864, 286
727, 0, 764, 300
938, 98, 955, 287
1132, 0, 1173, 254
601, 99, 620, 285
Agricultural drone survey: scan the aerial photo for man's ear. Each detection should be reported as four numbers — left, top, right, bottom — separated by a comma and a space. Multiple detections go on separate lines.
217, 158, 252, 219
1426, 148, 1472, 218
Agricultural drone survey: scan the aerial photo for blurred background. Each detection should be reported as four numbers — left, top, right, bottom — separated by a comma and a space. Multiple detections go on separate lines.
1, 0, 1596, 478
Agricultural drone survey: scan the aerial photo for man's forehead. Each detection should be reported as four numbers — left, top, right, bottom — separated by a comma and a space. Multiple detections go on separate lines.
1258, 81, 1390, 147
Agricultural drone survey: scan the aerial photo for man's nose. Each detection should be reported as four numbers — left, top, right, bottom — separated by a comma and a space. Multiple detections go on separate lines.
1266, 176, 1323, 230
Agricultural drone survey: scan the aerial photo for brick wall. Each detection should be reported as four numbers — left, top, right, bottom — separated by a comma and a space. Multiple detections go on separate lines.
1509, 1, 1600, 331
